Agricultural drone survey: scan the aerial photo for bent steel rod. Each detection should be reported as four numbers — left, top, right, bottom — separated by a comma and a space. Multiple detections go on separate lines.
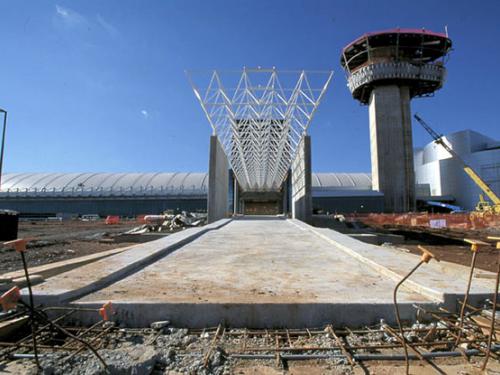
455, 250, 478, 347
230, 348, 489, 361
394, 260, 424, 374
482, 263, 500, 371
20, 250, 41, 370
393, 246, 438, 375
18, 300, 108, 371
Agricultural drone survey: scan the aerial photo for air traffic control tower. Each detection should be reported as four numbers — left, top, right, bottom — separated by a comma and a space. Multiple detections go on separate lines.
341, 29, 452, 212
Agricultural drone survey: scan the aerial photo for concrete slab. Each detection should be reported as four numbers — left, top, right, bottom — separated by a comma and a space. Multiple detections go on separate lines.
29, 217, 495, 328
27, 219, 231, 305
73, 218, 443, 327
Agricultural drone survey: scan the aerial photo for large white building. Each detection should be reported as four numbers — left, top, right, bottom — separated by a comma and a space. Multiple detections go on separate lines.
0, 172, 383, 215
415, 130, 500, 210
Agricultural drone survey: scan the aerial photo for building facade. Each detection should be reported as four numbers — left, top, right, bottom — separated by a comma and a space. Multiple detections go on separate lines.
415, 130, 500, 210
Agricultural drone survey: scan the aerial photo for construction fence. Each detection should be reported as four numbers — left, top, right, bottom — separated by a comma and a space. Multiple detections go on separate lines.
348, 213, 500, 231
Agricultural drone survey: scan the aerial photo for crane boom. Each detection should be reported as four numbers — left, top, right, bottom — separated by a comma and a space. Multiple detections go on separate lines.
463, 167, 500, 205
414, 114, 500, 206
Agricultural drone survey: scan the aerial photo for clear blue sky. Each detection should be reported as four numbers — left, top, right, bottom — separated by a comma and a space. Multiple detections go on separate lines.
0, 0, 498, 174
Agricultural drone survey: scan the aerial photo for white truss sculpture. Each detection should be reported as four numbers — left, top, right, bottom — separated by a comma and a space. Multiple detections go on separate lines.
188, 68, 333, 192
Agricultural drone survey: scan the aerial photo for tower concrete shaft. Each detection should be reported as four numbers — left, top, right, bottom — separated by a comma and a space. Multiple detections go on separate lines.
369, 85, 415, 212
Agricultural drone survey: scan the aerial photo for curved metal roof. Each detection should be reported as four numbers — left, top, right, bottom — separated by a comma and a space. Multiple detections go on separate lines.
0, 173, 209, 198
312, 172, 372, 190
0, 172, 373, 198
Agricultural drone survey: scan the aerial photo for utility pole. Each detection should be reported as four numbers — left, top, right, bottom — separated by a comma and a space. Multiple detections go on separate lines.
0, 108, 7, 190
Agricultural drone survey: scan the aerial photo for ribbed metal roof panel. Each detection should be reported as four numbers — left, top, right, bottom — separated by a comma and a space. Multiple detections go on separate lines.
1, 172, 372, 197
312, 173, 372, 190
0, 173, 209, 197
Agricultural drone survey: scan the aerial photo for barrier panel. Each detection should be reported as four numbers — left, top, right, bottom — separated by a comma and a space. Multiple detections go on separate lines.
348, 212, 500, 230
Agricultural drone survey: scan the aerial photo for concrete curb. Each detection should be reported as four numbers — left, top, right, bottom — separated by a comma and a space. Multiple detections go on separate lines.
71, 300, 441, 328
0, 245, 134, 281
289, 219, 494, 306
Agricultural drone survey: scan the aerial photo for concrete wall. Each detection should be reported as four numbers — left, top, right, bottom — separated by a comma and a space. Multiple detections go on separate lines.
369, 85, 416, 212
291, 135, 312, 223
312, 195, 384, 214
207, 135, 229, 223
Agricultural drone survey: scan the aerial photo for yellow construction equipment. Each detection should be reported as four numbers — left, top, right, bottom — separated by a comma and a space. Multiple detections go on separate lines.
414, 114, 500, 218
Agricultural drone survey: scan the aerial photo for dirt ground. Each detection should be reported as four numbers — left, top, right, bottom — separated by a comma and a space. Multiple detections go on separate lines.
231, 359, 500, 374
1, 218, 500, 374
17, 219, 137, 239
403, 244, 499, 273
0, 220, 138, 274
376, 227, 500, 273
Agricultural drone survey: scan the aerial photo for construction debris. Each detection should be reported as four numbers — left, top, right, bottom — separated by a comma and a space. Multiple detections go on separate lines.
126, 211, 207, 234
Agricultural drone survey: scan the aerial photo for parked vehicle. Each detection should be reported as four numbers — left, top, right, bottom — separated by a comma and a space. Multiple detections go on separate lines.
81, 214, 100, 221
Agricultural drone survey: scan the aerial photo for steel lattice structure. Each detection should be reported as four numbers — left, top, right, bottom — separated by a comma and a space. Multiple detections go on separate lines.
188, 68, 333, 192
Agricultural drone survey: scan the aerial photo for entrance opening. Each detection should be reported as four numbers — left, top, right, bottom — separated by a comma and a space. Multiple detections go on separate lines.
244, 201, 280, 215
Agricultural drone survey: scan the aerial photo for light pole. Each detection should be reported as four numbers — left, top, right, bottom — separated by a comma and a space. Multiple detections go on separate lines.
0, 108, 7, 190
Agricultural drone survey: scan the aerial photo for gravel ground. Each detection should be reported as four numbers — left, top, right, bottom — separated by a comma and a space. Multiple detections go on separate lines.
2, 325, 352, 375
2, 321, 498, 375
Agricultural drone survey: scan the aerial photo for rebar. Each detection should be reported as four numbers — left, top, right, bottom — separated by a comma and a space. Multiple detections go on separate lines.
1, 300, 497, 372
20, 250, 41, 370
455, 250, 478, 347
482, 262, 500, 371
393, 260, 424, 374
18, 300, 108, 371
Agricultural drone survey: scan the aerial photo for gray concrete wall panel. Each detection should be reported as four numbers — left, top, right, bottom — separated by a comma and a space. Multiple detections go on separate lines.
207, 136, 229, 223
291, 135, 312, 223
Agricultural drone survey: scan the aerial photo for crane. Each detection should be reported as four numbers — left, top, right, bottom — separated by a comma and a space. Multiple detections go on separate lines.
414, 114, 500, 217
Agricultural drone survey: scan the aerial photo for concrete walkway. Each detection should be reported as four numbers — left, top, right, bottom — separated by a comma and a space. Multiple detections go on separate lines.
27, 217, 496, 328
29, 219, 231, 305
71, 217, 493, 327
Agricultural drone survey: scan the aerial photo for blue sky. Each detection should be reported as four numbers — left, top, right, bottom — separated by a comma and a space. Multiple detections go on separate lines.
0, 0, 498, 174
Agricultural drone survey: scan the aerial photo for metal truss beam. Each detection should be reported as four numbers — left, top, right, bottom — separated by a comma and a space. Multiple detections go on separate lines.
188, 68, 333, 192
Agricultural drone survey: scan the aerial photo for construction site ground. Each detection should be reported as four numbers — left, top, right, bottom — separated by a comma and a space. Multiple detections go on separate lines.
6, 216, 499, 276
313, 215, 500, 273
369, 227, 500, 273
0, 220, 138, 274
5, 216, 499, 276
1, 217, 499, 373
2, 319, 500, 374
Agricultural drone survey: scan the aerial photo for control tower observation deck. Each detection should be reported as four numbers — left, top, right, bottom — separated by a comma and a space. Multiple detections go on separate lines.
341, 29, 452, 212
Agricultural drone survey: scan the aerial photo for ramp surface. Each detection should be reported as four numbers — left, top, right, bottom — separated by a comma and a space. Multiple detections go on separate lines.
29, 217, 495, 328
